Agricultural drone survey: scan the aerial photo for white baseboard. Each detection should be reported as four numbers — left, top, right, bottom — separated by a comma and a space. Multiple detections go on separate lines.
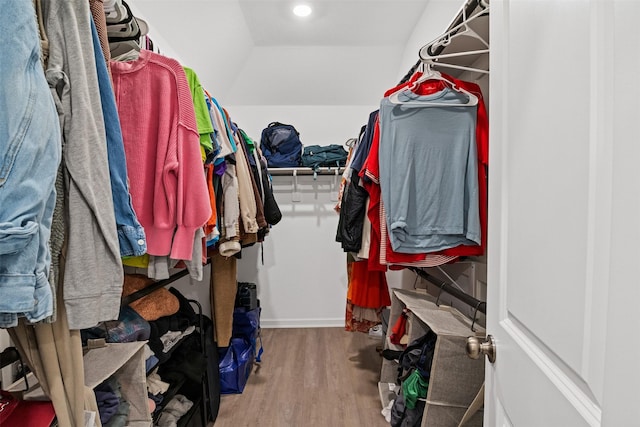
261, 318, 344, 328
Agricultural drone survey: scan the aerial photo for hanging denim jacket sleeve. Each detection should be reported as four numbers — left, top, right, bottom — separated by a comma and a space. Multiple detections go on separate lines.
89, 18, 146, 257
0, 0, 61, 327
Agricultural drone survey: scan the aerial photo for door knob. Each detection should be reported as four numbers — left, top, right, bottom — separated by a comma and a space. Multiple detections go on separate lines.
466, 335, 496, 363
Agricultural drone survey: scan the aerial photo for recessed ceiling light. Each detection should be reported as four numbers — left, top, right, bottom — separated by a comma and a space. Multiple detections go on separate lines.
293, 4, 312, 17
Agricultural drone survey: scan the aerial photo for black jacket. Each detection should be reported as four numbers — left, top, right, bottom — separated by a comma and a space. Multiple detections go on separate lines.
336, 173, 368, 252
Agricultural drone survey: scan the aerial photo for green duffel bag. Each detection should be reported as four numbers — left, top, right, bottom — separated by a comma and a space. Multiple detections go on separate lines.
301, 144, 348, 171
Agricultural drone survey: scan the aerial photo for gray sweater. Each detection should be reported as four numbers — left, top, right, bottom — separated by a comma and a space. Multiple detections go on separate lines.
379, 87, 480, 253
42, 0, 123, 329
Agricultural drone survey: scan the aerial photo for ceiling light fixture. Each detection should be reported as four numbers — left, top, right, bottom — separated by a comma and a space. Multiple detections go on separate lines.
293, 4, 312, 17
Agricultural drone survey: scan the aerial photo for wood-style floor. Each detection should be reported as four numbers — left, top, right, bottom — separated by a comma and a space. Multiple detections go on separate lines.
211, 327, 390, 427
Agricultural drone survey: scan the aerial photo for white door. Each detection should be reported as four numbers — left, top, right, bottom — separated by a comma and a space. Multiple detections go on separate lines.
486, 1, 640, 426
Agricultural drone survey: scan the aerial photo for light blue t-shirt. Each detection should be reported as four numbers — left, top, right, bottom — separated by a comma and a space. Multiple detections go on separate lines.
379, 86, 480, 253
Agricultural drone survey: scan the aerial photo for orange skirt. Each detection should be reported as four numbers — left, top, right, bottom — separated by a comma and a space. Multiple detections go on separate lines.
347, 259, 391, 308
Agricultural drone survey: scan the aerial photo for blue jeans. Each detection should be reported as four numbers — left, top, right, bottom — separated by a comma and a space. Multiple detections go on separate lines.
0, 0, 61, 327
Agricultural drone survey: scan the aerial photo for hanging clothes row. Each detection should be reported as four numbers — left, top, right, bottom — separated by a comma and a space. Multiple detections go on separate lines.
97, 0, 283, 346
2, 1, 119, 424
1, 0, 281, 330
336, 62, 489, 332
1, 0, 282, 424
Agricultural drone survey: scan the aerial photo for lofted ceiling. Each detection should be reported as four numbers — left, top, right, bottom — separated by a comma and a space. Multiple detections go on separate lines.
128, 0, 450, 106
237, 0, 429, 47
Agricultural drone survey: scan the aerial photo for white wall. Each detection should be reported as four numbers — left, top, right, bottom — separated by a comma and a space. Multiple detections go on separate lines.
237, 175, 346, 327
222, 46, 402, 106
229, 105, 372, 327
234, 176, 406, 328
396, 0, 466, 82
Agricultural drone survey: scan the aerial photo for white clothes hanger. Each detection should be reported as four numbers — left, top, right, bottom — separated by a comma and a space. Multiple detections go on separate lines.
110, 40, 141, 61
425, 49, 489, 60
419, 5, 490, 64
387, 62, 478, 107
429, 60, 489, 75
424, 15, 489, 55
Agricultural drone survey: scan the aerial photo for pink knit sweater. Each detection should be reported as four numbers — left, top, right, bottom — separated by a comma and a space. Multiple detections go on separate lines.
110, 50, 211, 260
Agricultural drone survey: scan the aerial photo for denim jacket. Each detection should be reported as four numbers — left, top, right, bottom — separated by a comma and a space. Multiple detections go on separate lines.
90, 19, 146, 257
0, 0, 61, 327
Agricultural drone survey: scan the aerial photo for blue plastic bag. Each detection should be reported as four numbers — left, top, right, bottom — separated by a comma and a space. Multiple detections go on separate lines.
218, 337, 254, 394
233, 307, 263, 362
218, 307, 263, 394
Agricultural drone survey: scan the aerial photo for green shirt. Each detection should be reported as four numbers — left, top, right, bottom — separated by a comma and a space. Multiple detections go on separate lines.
183, 66, 214, 153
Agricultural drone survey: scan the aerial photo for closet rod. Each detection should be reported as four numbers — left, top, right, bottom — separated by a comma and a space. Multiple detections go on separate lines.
409, 267, 486, 314
121, 260, 210, 306
268, 167, 345, 176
